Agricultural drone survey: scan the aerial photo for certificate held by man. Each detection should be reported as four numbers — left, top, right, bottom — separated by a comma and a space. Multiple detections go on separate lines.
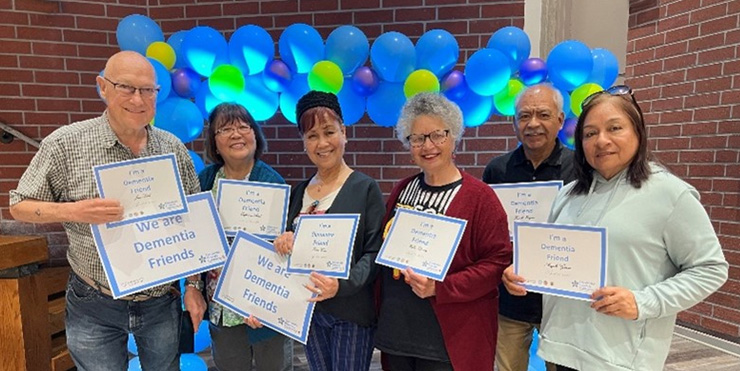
376, 208, 467, 281
216, 179, 290, 240
287, 214, 360, 279
513, 221, 607, 300
91, 192, 229, 298
213, 231, 316, 344
93, 153, 188, 228
490, 180, 563, 239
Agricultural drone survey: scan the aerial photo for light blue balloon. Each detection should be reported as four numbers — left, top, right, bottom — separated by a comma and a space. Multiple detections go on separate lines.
588, 48, 619, 89
194, 83, 226, 119
445, 85, 492, 127
325, 25, 369, 75
167, 30, 188, 69
546, 40, 593, 91
155, 97, 204, 143
188, 150, 205, 174
229, 25, 274, 76
147, 58, 171, 104
367, 81, 406, 127
116, 14, 164, 55
370, 32, 416, 83
556, 87, 572, 118
193, 320, 212, 353
416, 29, 459, 78
127, 333, 138, 355
127, 356, 142, 371
487, 26, 531, 73
279, 73, 310, 124
464, 48, 511, 96
182, 26, 229, 77
337, 79, 366, 126
180, 353, 208, 371
278, 24, 324, 74
528, 328, 547, 371
237, 74, 279, 121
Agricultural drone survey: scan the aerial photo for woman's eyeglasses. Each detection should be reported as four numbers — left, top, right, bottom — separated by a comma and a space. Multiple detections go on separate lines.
406, 129, 450, 148
581, 85, 644, 122
215, 124, 253, 137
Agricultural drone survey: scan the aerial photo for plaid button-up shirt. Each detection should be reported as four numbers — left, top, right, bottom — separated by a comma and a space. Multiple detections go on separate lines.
10, 112, 200, 297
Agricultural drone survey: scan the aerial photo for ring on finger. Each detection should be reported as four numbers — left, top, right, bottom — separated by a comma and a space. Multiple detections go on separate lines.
316, 288, 323, 296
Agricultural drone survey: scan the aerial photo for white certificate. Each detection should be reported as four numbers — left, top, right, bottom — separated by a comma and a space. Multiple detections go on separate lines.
376, 208, 467, 281
93, 154, 189, 228
91, 192, 229, 298
213, 232, 316, 344
287, 214, 360, 279
514, 221, 607, 301
216, 179, 290, 240
490, 181, 563, 239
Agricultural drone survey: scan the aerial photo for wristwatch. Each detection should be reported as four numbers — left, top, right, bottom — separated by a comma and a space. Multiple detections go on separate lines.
185, 279, 204, 291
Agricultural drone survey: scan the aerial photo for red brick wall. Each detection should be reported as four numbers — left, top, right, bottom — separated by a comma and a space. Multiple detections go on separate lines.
627, 0, 740, 339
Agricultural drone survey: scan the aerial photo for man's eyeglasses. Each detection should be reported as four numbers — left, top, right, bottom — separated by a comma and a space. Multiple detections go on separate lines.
103, 77, 160, 98
215, 124, 253, 137
581, 85, 644, 122
406, 129, 450, 148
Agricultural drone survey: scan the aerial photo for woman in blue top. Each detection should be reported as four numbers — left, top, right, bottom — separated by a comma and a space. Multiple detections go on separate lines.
199, 102, 293, 371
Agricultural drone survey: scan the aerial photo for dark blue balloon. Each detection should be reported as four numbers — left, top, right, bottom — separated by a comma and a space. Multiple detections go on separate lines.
182, 26, 229, 77
116, 15, 164, 55
546, 40, 593, 91
229, 25, 274, 76
172, 67, 202, 99
440, 70, 467, 100
262, 59, 293, 93
370, 32, 416, 83
155, 97, 204, 143
367, 81, 406, 127
351, 66, 379, 96
337, 80, 366, 126
518, 58, 548, 86
326, 25, 369, 75
278, 24, 324, 74
487, 26, 531, 73
588, 48, 619, 89
416, 29, 459, 77
167, 30, 188, 69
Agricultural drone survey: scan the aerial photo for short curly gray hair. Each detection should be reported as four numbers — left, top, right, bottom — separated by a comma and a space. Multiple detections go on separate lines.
395, 93, 464, 149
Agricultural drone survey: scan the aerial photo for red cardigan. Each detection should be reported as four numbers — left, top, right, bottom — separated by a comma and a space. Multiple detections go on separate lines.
380, 171, 512, 371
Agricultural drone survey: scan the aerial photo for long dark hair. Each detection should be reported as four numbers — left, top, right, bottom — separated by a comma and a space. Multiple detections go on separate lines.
570, 94, 651, 195
205, 103, 267, 165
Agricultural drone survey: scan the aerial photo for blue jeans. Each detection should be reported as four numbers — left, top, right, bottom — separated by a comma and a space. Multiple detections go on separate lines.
65, 272, 181, 371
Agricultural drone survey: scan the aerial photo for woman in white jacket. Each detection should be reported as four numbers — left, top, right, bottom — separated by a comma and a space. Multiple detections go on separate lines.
503, 85, 728, 371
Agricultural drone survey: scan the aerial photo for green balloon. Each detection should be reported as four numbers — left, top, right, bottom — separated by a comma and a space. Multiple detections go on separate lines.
209, 64, 245, 101
493, 79, 525, 116
570, 83, 603, 116
308, 60, 344, 93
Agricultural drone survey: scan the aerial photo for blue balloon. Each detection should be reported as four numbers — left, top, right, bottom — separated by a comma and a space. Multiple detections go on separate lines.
127, 333, 138, 355
557, 117, 577, 150
116, 15, 164, 55
127, 356, 142, 371
528, 328, 547, 371
172, 67, 202, 99
193, 320, 212, 353
262, 59, 293, 93
195, 83, 225, 120
588, 48, 619, 89
326, 25, 369, 75
416, 29, 459, 77
556, 87, 572, 118
180, 353, 208, 371
337, 79, 366, 126
464, 48, 511, 96
155, 97, 204, 143
519, 58, 548, 86
445, 85, 492, 127
370, 32, 416, 83
229, 25, 274, 76
279, 73, 310, 124
188, 150, 205, 174
366, 81, 405, 127
351, 66, 379, 97
487, 26, 531, 73
167, 30, 188, 69
546, 40, 593, 91
237, 74, 279, 121
278, 24, 324, 74
182, 26, 229, 77
147, 58, 171, 104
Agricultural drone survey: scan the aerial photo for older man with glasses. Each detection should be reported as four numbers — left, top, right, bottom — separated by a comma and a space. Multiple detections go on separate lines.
9, 51, 205, 371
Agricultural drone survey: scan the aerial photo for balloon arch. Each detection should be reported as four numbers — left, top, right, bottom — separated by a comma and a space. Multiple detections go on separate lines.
116, 14, 620, 151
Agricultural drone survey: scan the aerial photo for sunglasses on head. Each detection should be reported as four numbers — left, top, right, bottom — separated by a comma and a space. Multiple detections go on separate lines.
581, 85, 644, 122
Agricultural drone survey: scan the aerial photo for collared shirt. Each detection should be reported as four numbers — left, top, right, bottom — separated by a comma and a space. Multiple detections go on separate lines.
10, 112, 200, 297
482, 139, 575, 323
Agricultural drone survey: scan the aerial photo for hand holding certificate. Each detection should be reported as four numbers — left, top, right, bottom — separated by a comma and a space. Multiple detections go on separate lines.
287, 214, 360, 279
513, 221, 607, 300
376, 208, 467, 281
93, 154, 188, 228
